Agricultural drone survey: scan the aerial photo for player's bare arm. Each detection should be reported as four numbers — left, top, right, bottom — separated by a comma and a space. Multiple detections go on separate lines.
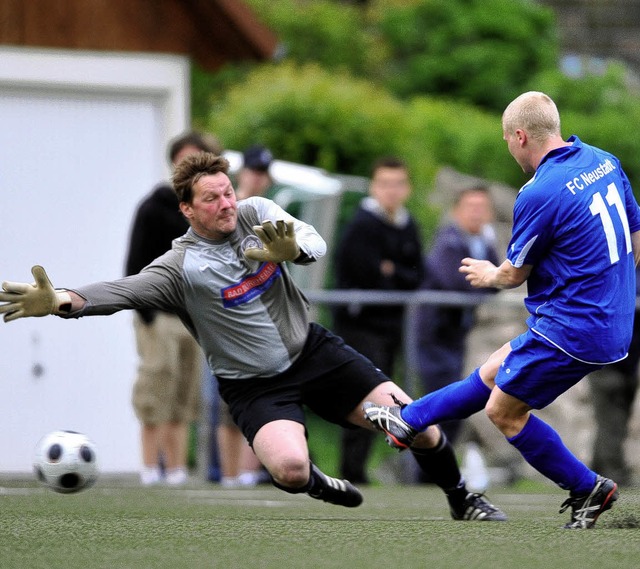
459, 257, 531, 289
64, 290, 87, 312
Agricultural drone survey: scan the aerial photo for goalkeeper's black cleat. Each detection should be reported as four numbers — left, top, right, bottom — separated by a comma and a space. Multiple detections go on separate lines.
362, 399, 417, 449
449, 492, 508, 521
560, 475, 618, 529
307, 464, 363, 508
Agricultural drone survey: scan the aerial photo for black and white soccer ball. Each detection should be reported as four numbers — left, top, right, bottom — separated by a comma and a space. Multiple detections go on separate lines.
33, 430, 98, 494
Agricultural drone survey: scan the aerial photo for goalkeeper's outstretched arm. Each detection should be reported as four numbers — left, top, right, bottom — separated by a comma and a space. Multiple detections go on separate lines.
0, 265, 86, 323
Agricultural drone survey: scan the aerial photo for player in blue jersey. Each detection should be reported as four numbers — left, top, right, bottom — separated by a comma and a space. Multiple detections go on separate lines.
364, 91, 640, 528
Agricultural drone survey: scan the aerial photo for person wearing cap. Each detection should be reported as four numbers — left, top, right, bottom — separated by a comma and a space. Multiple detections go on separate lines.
235, 144, 278, 201
235, 144, 302, 224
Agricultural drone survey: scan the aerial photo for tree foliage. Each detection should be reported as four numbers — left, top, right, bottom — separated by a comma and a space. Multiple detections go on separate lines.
403, 97, 522, 187
195, 0, 640, 207
375, 0, 558, 111
208, 62, 412, 178
244, 0, 380, 75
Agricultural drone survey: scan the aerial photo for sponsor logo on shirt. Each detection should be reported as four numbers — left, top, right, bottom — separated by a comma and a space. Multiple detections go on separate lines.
221, 262, 281, 307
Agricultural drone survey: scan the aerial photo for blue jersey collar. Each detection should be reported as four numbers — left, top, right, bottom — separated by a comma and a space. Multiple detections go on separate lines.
538, 135, 581, 169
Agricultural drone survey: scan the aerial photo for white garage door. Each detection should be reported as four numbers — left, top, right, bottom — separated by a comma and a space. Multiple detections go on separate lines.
0, 48, 189, 472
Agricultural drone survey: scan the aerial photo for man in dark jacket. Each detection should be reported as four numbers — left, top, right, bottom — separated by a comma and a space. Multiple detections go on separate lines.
333, 156, 424, 483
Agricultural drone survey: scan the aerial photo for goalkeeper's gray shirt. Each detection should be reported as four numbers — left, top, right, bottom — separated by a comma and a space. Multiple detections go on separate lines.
64, 197, 327, 380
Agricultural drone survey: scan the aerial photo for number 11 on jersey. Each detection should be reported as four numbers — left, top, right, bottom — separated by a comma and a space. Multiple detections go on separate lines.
590, 182, 632, 264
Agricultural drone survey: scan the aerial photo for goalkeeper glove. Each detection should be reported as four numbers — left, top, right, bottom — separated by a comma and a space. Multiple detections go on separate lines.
0, 265, 72, 322
244, 220, 301, 263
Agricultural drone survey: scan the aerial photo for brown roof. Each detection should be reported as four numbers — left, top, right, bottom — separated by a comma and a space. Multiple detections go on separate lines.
0, 0, 278, 70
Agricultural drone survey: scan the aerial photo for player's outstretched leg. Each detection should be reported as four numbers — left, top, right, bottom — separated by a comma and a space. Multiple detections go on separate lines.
560, 475, 619, 529
363, 370, 492, 450
273, 463, 363, 508
362, 396, 417, 449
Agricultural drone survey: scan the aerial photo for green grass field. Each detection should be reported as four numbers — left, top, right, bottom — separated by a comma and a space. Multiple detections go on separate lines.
2, 475, 640, 569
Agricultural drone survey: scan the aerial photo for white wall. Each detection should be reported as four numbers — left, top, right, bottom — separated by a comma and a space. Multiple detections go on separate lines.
0, 47, 190, 472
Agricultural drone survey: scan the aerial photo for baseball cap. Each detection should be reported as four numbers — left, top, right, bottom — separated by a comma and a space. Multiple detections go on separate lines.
243, 144, 273, 172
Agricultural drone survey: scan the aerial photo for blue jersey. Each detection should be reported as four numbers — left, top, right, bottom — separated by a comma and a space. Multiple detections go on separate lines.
507, 135, 640, 364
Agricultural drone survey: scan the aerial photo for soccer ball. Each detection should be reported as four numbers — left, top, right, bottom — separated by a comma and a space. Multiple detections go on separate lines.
33, 430, 98, 494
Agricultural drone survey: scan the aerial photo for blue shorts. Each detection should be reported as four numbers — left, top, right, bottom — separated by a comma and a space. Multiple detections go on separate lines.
495, 330, 603, 409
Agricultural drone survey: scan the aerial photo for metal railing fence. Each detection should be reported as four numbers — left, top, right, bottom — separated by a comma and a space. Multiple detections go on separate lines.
303, 288, 528, 396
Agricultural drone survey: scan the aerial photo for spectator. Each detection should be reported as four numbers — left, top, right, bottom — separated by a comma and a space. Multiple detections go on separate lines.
333, 156, 424, 484
588, 267, 640, 486
125, 130, 220, 485
417, 186, 499, 445
235, 144, 279, 201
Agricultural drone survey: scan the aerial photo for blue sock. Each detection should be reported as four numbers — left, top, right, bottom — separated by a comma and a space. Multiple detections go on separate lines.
508, 414, 596, 494
401, 369, 491, 430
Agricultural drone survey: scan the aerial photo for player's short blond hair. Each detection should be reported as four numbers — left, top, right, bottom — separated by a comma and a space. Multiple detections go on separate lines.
502, 91, 561, 143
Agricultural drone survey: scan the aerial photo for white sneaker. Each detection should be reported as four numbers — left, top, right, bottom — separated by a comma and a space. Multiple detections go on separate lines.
236, 472, 260, 486
165, 467, 188, 486
220, 476, 241, 487
140, 466, 162, 486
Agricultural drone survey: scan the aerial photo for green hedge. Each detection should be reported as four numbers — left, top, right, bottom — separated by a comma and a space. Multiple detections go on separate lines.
244, 0, 378, 76
404, 97, 522, 186
207, 63, 443, 237
208, 62, 418, 179
376, 0, 558, 111
201, 0, 640, 205
206, 61, 640, 243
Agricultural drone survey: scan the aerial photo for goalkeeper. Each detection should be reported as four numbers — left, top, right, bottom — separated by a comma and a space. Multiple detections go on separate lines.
0, 152, 505, 520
